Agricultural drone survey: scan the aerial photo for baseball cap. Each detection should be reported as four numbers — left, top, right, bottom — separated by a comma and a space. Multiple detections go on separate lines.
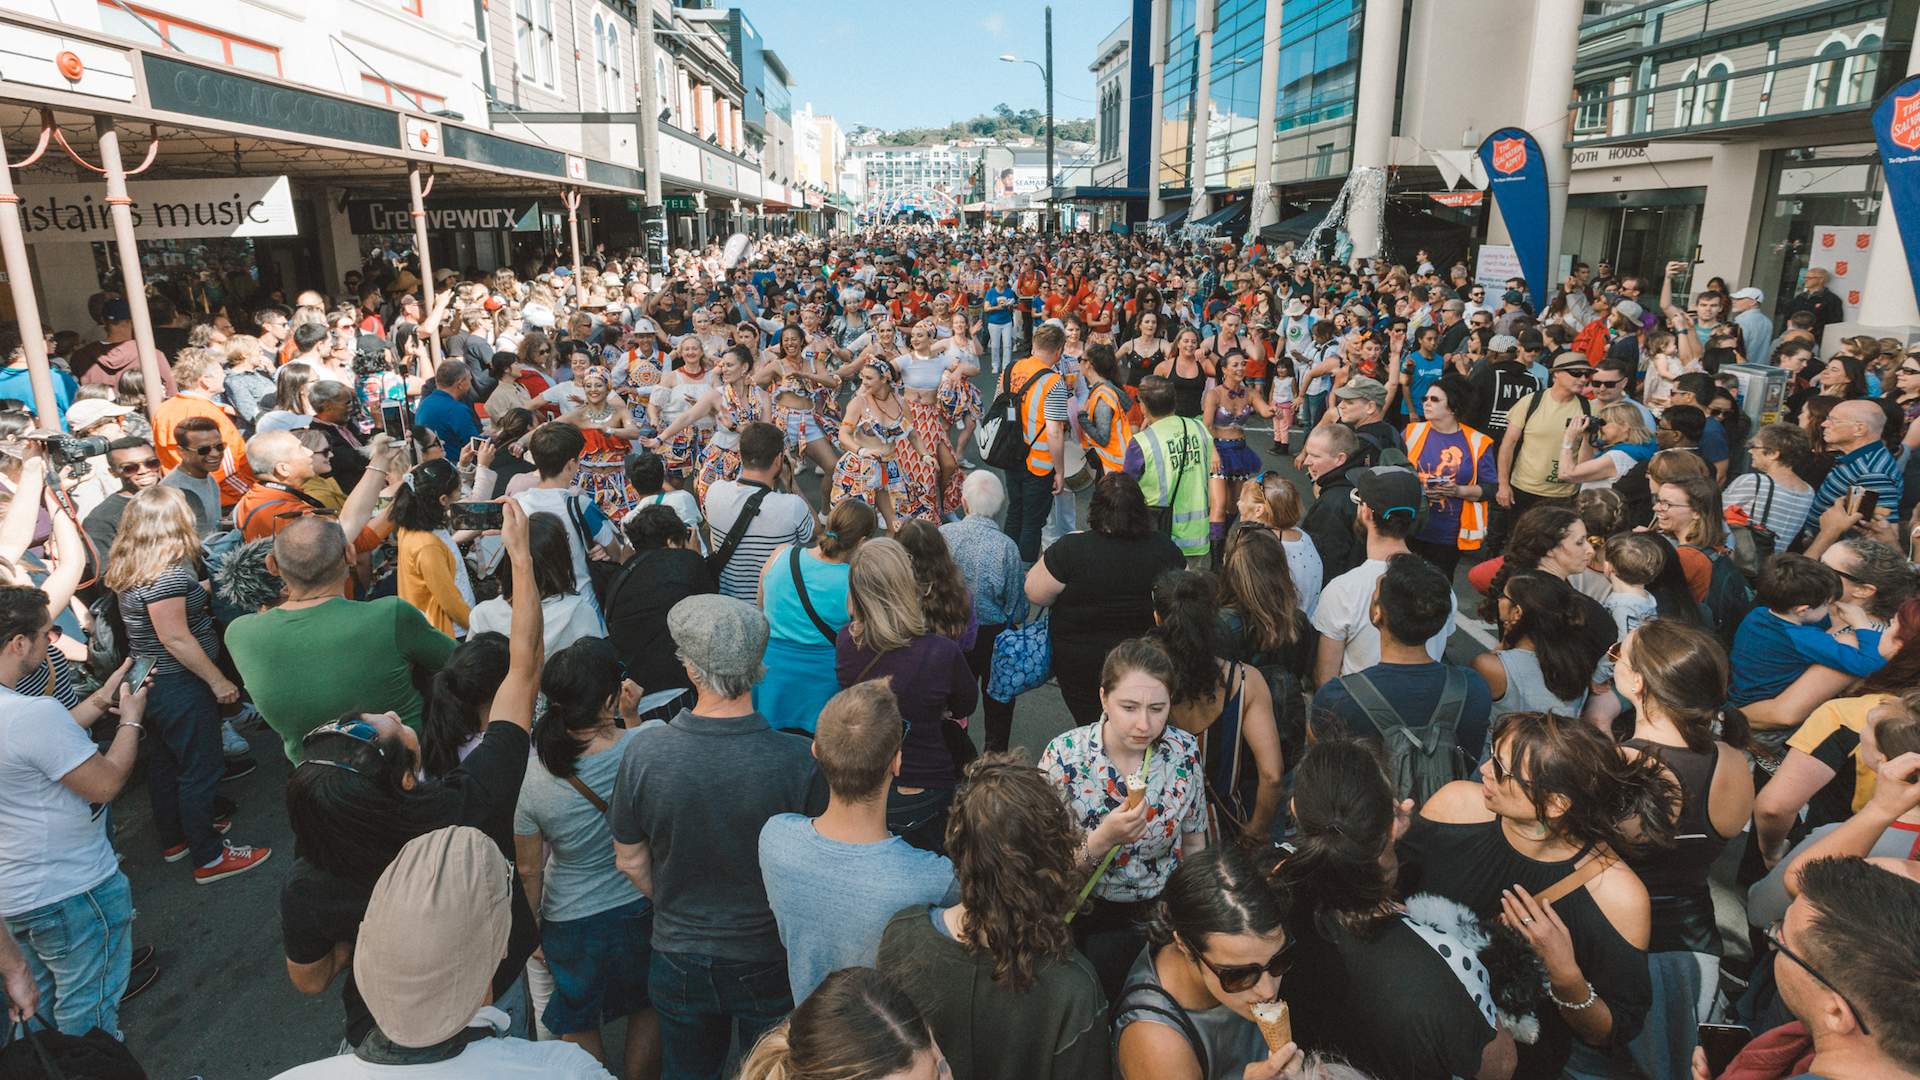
1332, 375, 1388, 405
103, 298, 132, 322
1346, 466, 1424, 524
668, 594, 768, 681
1502, 289, 1524, 305
1732, 287, 1764, 303
1487, 334, 1519, 354
1614, 299, 1644, 322
65, 399, 134, 432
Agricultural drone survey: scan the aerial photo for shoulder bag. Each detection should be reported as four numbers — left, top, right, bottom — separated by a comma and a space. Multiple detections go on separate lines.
1145, 419, 1193, 539
564, 493, 623, 602
705, 485, 773, 579
787, 545, 839, 646
566, 773, 610, 815
988, 610, 1052, 700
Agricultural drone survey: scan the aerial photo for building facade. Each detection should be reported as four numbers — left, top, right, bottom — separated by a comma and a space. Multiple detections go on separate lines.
848, 142, 982, 220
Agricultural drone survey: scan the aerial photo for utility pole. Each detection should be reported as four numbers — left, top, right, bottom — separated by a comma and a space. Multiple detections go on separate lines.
1045, 5, 1055, 234
635, 0, 667, 276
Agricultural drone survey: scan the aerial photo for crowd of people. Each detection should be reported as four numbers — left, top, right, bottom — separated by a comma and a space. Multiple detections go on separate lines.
0, 217, 1915, 1080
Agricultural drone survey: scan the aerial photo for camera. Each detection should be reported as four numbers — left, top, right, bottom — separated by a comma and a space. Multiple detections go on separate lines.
43, 432, 111, 474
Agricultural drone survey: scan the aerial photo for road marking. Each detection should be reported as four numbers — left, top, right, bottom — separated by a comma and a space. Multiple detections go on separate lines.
1456, 615, 1502, 651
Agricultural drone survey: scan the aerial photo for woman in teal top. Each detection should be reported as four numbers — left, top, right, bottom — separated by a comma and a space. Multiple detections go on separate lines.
754, 500, 877, 732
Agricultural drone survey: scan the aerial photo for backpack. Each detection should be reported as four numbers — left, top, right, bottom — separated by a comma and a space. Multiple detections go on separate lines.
1504, 388, 1589, 479
977, 363, 1048, 471
1690, 545, 1756, 651
1354, 425, 1410, 468
1335, 667, 1473, 806
86, 592, 127, 676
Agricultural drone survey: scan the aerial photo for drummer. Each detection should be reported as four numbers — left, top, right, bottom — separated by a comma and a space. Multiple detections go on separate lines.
1076, 343, 1132, 482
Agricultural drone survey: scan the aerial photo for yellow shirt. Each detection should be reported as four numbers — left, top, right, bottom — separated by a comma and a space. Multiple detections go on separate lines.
1787, 693, 1894, 814
1507, 390, 1587, 497
395, 528, 472, 637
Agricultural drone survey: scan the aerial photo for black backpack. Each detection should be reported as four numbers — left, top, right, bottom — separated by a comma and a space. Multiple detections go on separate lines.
1335, 667, 1474, 806
979, 363, 1048, 472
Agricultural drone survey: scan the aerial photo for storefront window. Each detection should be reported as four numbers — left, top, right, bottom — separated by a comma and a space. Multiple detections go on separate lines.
1751, 144, 1881, 320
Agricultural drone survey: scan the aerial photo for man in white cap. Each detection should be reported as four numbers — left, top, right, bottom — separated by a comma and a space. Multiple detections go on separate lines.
271, 826, 611, 1077
60, 398, 137, 517
1730, 286, 1774, 363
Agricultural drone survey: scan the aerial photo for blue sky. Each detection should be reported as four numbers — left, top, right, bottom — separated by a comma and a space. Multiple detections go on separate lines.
738, 1, 1119, 130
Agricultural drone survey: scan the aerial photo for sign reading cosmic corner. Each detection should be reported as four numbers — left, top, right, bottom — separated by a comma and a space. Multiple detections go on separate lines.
17, 176, 296, 243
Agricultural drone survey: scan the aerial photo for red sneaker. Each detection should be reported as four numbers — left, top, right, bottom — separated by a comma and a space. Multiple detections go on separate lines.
160, 816, 232, 863
192, 842, 272, 885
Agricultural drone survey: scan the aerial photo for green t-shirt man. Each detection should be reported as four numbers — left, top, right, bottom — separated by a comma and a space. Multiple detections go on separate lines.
226, 596, 456, 762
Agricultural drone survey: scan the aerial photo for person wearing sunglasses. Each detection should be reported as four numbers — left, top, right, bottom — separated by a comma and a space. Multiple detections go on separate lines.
1274, 740, 1516, 1080
1400, 711, 1677, 1079
279, 500, 543, 1050
1114, 844, 1301, 1079
82, 437, 171, 578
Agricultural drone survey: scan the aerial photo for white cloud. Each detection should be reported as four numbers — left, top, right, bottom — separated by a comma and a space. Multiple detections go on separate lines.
980, 12, 1005, 36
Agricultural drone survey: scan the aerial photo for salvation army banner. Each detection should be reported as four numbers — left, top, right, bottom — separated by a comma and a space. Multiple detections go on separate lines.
1477, 128, 1548, 305
1872, 74, 1920, 300
1806, 224, 1875, 321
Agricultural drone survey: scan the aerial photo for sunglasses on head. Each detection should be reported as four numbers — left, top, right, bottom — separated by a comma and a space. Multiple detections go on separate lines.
1191, 937, 1294, 993
299, 717, 387, 776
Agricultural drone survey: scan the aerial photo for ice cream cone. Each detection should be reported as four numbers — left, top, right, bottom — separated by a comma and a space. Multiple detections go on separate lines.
1251, 1000, 1290, 1053
1122, 770, 1146, 811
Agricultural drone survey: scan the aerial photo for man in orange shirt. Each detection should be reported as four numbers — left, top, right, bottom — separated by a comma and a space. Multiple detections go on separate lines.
234, 430, 396, 554
152, 349, 255, 508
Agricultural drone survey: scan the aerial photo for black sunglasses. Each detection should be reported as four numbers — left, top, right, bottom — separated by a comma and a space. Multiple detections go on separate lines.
1191, 937, 1294, 993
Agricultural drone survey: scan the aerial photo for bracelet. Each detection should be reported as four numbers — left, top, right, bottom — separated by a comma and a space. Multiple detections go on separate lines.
1546, 978, 1598, 1011
120, 721, 143, 735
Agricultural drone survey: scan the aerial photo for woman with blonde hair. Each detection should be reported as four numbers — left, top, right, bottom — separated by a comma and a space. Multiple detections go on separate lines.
739, 967, 946, 1080
835, 537, 976, 852
105, 485, 272, 882
1236, 469, 1322, 612
1556, 401, 1658, 492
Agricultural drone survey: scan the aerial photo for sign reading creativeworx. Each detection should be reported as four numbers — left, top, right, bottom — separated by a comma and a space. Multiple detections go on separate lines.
345, 196, 544, 235
18, 176, 296, 243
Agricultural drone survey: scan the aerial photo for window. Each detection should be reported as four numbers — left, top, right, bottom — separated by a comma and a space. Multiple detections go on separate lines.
1575, 81, 1609, 133
1846, 33, 1882, 106
360, 75, 446, 113
96, 1, 282, 76
514, 0, 556, 88
1674, 59, 1733, 128
655, 51, 674, 119
1808, 37, 1850, 111
604, 24, 623, 110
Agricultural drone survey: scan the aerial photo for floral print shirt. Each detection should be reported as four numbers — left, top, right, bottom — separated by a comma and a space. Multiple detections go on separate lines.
1039, 720, 1208, 902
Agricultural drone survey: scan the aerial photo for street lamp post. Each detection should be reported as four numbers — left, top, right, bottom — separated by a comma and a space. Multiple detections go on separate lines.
999, 4, 1055, 233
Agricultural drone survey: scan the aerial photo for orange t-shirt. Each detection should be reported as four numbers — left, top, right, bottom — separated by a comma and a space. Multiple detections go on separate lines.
151, 394, 256, 507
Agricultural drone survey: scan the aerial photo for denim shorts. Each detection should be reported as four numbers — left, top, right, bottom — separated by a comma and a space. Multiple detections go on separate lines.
540, 898, 653, 1035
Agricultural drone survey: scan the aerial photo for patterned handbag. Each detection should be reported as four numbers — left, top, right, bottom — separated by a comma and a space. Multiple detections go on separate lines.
987, 611, 1052, 700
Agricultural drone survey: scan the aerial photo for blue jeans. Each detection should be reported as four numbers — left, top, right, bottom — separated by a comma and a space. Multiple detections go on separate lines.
145, 667, 225, 866
1002, 465, 1054, 564
647, 948, 791, 1080
542, 899, 653, 1035
3, 872, 133, 1039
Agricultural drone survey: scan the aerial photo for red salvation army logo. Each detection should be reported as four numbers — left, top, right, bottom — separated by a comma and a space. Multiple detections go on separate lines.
1492, 138, 1527, 175
1821, 233, 1836, 248
1850, 290, 1862, 304
1836, 260, 1850, 276
1892, 91, 1920, 151
1856, 232, 1872, 249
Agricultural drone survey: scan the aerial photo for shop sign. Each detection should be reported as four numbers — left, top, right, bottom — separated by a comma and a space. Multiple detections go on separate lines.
144, 55, 400, 150
1427, 191, 1484, 207
345, 196, 543, 235
662, 194, 697, 211
18, 175, 296, 242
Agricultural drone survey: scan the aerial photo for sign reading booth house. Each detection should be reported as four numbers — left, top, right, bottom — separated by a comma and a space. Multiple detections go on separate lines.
17, 175, 296, 242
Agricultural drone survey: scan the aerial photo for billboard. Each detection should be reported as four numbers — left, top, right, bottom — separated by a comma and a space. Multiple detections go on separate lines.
17, 176, 296, 243
982, 145, 1048, 211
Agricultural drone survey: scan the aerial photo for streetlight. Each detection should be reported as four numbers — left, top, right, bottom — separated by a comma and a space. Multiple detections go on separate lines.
998, 5, 1054, 233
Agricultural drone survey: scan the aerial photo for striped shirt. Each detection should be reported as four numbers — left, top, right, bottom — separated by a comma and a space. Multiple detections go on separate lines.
1814, 441, 1903, 518
704, 479, 815, 603
1723, 472, 1817, 553
120, 563, 219, 677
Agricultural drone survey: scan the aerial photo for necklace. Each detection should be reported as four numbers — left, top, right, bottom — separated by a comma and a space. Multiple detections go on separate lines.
582, 401, 614, 423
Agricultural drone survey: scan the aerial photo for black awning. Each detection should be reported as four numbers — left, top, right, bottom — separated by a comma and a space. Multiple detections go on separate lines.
1189, 199, 1250, 232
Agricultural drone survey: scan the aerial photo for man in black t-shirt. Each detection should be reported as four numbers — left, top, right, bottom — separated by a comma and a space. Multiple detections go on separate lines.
1466, 332, 1541, 441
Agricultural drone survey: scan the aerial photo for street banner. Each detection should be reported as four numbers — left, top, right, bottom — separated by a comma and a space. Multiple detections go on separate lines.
18, 175, 296, 243
1871, 74, 1920, 299
1477, 128, 1548, 304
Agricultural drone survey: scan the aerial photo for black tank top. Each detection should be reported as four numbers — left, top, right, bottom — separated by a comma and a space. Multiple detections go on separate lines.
1171, 361, 1208, 418
1623, 737, 1726, 953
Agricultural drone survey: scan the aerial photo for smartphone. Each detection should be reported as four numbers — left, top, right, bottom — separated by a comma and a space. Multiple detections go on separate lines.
468, 436, 488, 457
1697, 1023, 1752, 1075
1850, 485, 1880, 520
124, 654, 157, 695
381, 406, 408, 440
448, 501, 504, 531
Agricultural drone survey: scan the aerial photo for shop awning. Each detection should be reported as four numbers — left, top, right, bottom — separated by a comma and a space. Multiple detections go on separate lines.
1144, 205, 1188, 231
1187, 200, 1250, 234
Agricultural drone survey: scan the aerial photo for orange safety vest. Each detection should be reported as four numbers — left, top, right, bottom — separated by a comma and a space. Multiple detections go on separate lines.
1082, 381, 1131, 471
1010, 355, 1062, 476
1404, 421, 1494, 550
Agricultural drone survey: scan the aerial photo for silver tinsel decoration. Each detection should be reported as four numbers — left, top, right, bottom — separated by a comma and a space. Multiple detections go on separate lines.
1308, 165, 1387, 265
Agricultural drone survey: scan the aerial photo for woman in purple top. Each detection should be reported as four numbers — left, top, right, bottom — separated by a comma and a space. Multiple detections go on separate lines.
837, 538, 978, 855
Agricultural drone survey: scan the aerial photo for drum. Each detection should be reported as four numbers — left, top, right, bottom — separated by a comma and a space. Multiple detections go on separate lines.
1061, 438, 1094, 492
